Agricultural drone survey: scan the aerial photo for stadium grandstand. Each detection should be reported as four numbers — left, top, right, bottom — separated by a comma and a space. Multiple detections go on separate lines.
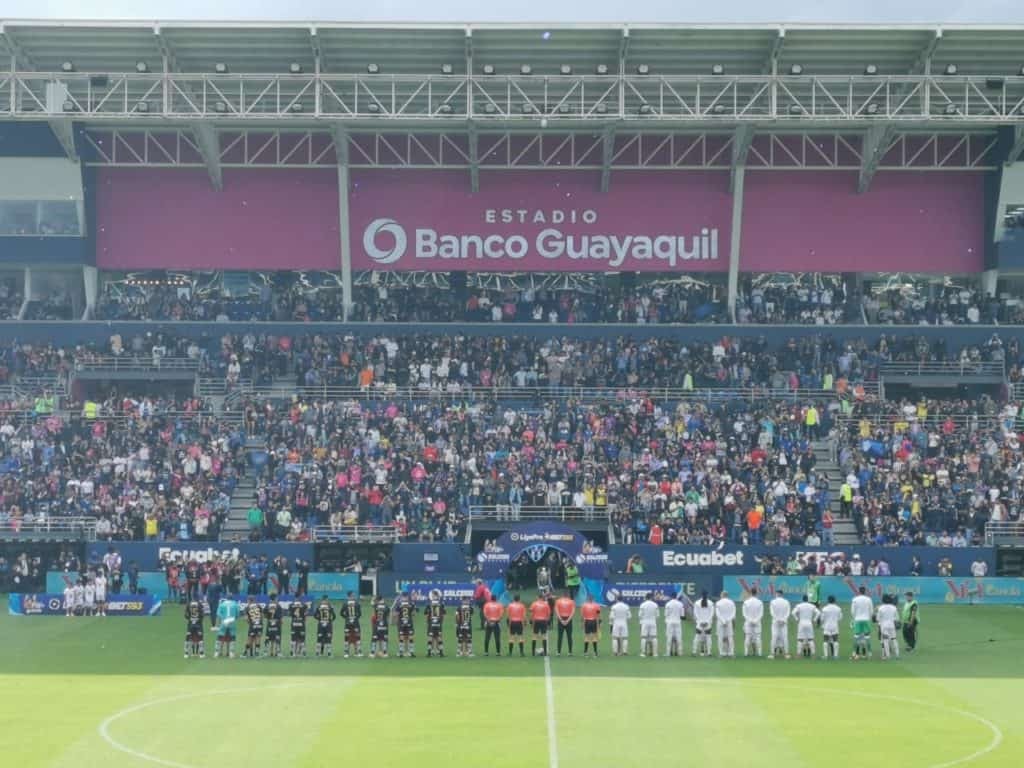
2, 17, 1024, 768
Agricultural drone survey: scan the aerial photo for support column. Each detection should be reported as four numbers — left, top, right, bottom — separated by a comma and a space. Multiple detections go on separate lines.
19, 266, 32, 320
83, 265, 99, 318
338, 163, 352, 320
727, 166, 745, 320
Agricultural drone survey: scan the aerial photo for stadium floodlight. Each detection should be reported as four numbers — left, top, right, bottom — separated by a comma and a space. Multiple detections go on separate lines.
61, 61, 74, 73
865, 102, 879, 115
521, 102, 535, 114
214, 101, 228, 113
636, 64, 650, 75
639, 103, 653, 115
944, 63, 958, 75
437, 103, 453, 115
520, 64, 533, 75
711, 64, 725, 75
482, 64, 496, 75
289, 62, 303, 74
135, 61, 149, 73
944, 102, 959, 115
788, 104, 804, 115
558, 103, 571, 114
441, 63, 453, 75
595, 102, 608, 114
62, 100, 75, 112
367, 63, 380, 74
560, 64, 572, 75
288, 102, 303, 113
596, 64, 609, 75
789, 64, 804, 76
367, 103, 381, 113
483, 102, 497, 114
712, 104, 727, 115
136, 100, 150, 113
864, 64, 878, 75
214, 62, 229, 74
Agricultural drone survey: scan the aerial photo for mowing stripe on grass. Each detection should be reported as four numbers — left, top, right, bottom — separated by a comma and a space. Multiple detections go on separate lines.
544, 656, 559, 768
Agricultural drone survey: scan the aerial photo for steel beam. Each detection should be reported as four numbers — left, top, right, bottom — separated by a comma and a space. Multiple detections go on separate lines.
191, 122, 222, 190
728, 166, 745, 319
333, 124, 353, 317
762, 28, 786, 75
858, 124, 892, 193
730, 124, 755, 193
599, 125, 616, 192
47, 117, 78, 161
1008, 125, 1024, 166
468, 123, 480, 192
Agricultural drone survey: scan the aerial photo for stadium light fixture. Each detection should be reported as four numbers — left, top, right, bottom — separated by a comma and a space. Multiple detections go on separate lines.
595, 102, 608, 114
135, 61, 149, 73
214, 62, 229, 74
636, 64, 650, 75
865, 102, 879, 115
482, 64, 495, 75
560, 64, 572, 75
711, 64, 725, 75
62, 100, 75, 112
789, 64, 804, 76
288, 102, 303, 113
944, 103, 959, 115
521, 103, 535, 114
483, 102, 497, 114
136, 100, 150, 113
61, 61, 75, 73
944, 64, 958, 76
367, 63, 380, 74
864, 64, 878, 75
367, 103, 381, 113
596, 64, 609, 75
438, 103, 453, 115
520, 64, 533, 75
289, 62, 303, 74
441, 63, 453, 75
712, 104, 727, 115
214, 101, 228, 113
558, 103, 571, 114
788, 104, 803, 115
639, 103, 653, 115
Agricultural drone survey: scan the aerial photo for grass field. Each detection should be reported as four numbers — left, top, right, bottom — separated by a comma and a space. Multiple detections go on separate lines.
1, 599, 1021, 768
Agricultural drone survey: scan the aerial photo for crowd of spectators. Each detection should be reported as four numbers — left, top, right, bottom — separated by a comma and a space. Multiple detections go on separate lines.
0, 277, 24, 321
861, 285, 1024, 326
0, 392, 244, 544
736, 282, 862, 325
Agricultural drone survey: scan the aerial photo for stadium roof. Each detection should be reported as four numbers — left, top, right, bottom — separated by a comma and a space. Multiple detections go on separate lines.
2, 20, 1024, 76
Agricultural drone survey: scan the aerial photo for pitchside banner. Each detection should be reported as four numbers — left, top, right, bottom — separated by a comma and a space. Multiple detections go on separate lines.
391, 543, 468, 573
8, 593, 162, 616
723, 576, 1024, 605
46, 570, 357, 599
398, 580, 477, 605
608, 545, 993, 576
84, 542, 315, 571
600, 579, 712, 607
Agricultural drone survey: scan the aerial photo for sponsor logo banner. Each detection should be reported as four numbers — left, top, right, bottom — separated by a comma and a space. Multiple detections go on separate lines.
8, 593, 162, 616
398, 580, 477, 605
601, 579, 714, 607
47, 571, 357, 600
609, 545, 994, 575
350, 170, 731, 273
723, 576, 1024, 605
479, 522, 609, 579
85, 542, 314, 571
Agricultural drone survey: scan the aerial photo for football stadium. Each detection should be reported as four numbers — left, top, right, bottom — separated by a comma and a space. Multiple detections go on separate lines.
2, 15, 1024, 768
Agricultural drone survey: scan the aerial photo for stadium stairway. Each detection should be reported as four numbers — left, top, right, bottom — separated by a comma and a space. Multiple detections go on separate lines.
811, 440, 859, 545
219, 436, 266, 540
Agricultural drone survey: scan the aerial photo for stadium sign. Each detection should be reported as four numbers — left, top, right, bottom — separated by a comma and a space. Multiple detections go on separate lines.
724, 576, 1024, 605
86, 542, 315, 570
8, 593, 162, 616
479, 522, 609, 580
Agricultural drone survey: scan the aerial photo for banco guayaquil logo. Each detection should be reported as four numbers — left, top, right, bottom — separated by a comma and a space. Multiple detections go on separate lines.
363, 218, 407, 264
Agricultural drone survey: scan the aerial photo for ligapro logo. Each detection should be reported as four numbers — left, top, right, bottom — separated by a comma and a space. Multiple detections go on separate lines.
363, 218, 407, 264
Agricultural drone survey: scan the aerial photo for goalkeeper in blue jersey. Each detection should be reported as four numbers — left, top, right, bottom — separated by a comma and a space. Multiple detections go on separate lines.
215, 597, 241, 659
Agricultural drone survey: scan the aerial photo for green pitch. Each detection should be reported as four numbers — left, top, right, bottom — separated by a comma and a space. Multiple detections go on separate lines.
1, 601, 1021, 768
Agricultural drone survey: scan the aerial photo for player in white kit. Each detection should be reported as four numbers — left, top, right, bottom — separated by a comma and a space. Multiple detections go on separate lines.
768, 590, 792, 659
609, 596, 631, 656
84, 580, 96, 616
819, 595, 843, 660
791, 595, 821, 658
664, 594, 685, 656
714, 591, 736, 658
850, 586, 875, 660
63, 583, 75, 617
875, 595, 901, 660
742, 587, 764, 657
94, 572, 108, 617
638, 593, 660, 657
72, 581, 85, 617
691, 592, 714, 657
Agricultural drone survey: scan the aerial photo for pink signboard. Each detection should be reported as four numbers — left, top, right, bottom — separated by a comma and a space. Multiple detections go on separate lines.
349, 170, 733, 272
95, 168, 340, 270
741, 171, 985, 274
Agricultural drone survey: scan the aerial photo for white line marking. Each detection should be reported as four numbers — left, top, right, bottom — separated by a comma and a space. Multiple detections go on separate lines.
99, 684, 303, 768
544, 656, 559, 768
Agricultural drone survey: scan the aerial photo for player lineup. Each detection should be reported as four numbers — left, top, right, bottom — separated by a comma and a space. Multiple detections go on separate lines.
183, 587, 921, 661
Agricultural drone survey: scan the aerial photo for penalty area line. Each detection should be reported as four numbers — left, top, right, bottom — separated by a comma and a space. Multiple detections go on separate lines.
544, 655, 559, 768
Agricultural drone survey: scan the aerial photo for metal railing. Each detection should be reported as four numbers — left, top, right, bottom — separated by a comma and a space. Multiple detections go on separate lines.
834, 413, 1002, 433
984, 520, 1024, 547
879, 360, 1005, 377
0, 516, 97, 541
75, 355, 201, 372
232, 382, 879, 404
469, 505, 611, 523
197, 377, 254, 397
311, 525, 401, 543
